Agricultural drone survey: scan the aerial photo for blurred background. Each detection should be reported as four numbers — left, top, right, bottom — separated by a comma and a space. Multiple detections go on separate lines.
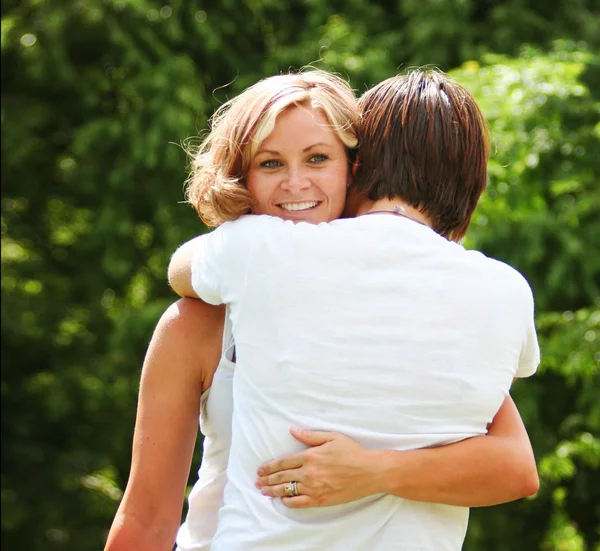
2, 0, 599, 549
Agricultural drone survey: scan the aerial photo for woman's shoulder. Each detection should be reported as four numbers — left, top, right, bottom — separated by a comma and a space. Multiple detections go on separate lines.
159, 298, 226, 389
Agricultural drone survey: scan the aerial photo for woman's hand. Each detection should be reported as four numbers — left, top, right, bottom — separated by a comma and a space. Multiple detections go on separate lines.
255, 427, 378, 508
256, 396, 539, 510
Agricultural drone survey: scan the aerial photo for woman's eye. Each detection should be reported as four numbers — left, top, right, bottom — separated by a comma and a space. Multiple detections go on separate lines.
309, 154, 329, 164
260, 159, 281, 169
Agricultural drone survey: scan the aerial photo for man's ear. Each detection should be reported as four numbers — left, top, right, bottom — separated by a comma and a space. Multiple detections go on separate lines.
342, 185, 363, 219
346, 158, 359, 188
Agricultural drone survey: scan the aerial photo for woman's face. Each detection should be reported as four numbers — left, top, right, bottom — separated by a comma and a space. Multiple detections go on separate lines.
246, 105, 350, 224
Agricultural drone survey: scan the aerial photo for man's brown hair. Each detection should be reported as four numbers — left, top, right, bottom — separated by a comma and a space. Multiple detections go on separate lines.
354, 70, 490, 241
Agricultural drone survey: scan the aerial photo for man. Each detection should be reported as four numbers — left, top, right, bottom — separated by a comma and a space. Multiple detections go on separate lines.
169, 70, 539, 551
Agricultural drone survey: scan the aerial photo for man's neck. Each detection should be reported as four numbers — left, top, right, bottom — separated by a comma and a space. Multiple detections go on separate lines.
356, 198, 432, 228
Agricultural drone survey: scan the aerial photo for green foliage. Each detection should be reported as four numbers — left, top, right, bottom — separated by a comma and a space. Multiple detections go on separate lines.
2, 1, 598, 549
455, 42, 600, 551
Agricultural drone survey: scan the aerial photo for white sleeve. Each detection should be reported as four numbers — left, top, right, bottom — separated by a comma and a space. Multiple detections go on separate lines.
189, 216, 261, 306
190, 229, 226, 305
515, 277, 541, 378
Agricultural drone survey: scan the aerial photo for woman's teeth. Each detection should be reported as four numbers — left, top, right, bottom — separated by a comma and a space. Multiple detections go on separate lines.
279, 201, 319, 211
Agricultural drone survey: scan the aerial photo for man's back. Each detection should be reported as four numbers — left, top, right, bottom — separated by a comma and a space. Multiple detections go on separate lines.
193, 214, 539, 551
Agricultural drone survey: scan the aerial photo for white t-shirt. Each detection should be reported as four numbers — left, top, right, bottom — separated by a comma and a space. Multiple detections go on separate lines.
175, 309, 235, 551
190, 214, 540, 551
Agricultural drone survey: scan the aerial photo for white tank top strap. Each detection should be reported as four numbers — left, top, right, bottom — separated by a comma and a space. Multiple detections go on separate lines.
221, 305, 234, 356
178, 307, 235, 551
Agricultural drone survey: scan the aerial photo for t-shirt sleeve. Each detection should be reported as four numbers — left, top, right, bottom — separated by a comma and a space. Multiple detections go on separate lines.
515, 276, 541, 378
189, 229, 226, 305
189, 218, 255, 306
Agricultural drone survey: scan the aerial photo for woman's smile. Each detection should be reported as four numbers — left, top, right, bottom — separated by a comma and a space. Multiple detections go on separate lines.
277, 201, 321, 212
246, 104, 349, 224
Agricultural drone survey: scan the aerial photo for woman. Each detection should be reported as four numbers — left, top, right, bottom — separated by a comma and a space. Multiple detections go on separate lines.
105, 70, 538, 551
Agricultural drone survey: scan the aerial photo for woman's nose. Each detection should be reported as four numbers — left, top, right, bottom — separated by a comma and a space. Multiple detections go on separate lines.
280, 166, 311, 192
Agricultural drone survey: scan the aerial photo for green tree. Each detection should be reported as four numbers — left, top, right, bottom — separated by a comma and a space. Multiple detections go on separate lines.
453, 41, 600, 551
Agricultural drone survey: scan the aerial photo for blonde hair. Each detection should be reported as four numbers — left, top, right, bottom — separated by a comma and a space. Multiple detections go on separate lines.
186, 70, 359, 227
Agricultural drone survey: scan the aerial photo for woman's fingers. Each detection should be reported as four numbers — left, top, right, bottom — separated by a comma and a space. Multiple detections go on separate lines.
260, 480, 308, 499
256, 467, 303, 489
261, 485, 328, 508
257, 454, 303, 477
257, 430, 342, 477
281, 495, 314, 509
256, 433, 372, 508
289, 427, 338, 446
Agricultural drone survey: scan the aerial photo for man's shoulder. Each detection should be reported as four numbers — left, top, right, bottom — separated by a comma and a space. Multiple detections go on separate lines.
218, 214, 277, 231
219, 215, 329, 233
210, 215, 287, 245
463, 249, 535, 299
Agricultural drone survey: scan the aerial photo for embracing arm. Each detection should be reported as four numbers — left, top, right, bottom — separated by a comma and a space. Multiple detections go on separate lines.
168, 240, 200, 299
367, 394, 539, 506
257, 393, 539, 508
104, 298, 225, 551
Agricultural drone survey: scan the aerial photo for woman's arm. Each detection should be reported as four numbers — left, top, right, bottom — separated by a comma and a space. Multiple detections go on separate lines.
256, 394, 539, 508
168, 240, 199, 298
104, 298, 225, 551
